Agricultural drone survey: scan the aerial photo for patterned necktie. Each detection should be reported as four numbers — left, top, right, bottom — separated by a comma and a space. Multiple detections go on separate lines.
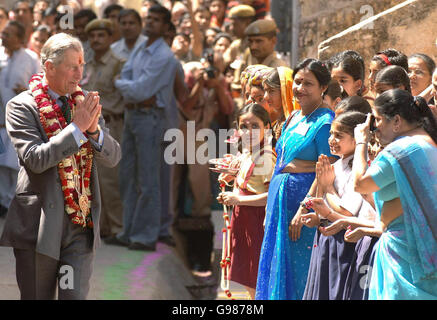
59, 96, 71, 124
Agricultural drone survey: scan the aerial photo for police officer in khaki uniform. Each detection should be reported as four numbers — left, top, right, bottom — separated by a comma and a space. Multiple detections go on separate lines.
245, 19, 288, 68
81, 19, 126, 240
223, 5, 256, 107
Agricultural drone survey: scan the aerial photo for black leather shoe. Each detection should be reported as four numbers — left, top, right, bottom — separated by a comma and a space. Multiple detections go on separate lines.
158, 235, 176, 247
103, 236, 130, 247
128, 242, 156, 251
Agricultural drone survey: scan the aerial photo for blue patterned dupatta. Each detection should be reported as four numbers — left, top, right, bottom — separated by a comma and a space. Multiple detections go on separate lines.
375, 136, 437, 284
255, 108, 335, 300
369, 136, 437, 299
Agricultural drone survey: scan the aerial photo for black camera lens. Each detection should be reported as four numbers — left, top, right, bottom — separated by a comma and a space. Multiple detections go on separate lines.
205, 66, 216, 79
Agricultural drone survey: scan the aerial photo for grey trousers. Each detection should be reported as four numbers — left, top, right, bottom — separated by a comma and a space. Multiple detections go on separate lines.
13, 212, 94, 300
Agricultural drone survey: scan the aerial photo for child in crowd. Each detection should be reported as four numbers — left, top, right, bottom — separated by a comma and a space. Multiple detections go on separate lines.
300, 111, 376, 300
217, 103, 276, 300
328, 50, 376, 104
323, 80, 342, 111
373, 65, 411, 95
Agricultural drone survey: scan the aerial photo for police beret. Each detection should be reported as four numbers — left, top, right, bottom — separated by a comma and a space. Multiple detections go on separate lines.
85, 19, 113, 34
245, 19, 277, 36
228, 5, 256, 19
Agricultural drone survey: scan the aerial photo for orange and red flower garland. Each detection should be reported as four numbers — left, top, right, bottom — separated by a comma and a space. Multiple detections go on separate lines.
29, 73, 94, 228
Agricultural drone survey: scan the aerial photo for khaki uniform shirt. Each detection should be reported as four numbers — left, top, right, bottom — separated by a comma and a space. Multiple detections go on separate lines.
81, 49, 125, 116
247, 51, 289, 68
235, 146, 276, 195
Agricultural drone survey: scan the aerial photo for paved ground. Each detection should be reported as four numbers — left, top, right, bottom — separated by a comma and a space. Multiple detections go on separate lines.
0, 210, 248, 300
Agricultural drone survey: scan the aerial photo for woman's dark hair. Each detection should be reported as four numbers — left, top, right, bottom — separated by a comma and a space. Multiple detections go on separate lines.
329, 50, 365, 82
328, 50, 366, 96
372, 48, 409, 71
213, 32, 232, 45
335, 96, 372, 115
43, 6, 58, 19
175, 32, 190, 43
292, 58, 331, 88
194, 5, 210, 15
409, 53, 436, 76
34, 24, 51, 35
375, 65, 411, 93
237, 103, 276, 148
206, 26, 222, 34
332, 111, 368, 137
324, 80, 342, 100
179, 12, 191, 25
263, 68, 280, 89
237, 103, 272, 128
374, 89, 437, 144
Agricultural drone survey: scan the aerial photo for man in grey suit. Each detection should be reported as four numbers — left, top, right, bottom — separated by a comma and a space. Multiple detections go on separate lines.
0, 33, 121, 300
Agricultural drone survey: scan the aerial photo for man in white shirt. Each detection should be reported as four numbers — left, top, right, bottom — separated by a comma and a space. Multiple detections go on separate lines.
0, 20, 41, 216
110, 9, 146, 60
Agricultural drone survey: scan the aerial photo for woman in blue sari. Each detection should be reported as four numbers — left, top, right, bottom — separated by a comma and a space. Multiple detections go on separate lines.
353, 89, 437, 299
255, 59, 337, 300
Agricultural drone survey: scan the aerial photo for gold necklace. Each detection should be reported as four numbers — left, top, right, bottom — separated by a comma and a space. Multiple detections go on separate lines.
301, 99, 323, 119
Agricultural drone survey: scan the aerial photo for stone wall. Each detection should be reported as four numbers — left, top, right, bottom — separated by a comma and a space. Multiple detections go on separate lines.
317, 0, 437, 66
298, 0, 406, 60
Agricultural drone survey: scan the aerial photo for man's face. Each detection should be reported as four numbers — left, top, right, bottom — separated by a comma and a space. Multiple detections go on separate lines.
47, 48, 85, 96
205, 29, 218, 47
88, 29, 112, 53
210, 1, 226, 19
74, 17, 91, 42
214, 36, 231, 55
230, 18, 248, 39
14, 2, 33, 26
1, 24, 22, 52
119, 13, 142, 41
34, 0, 49, 12
144, 12, 168, 39
33, 0, 48, 23
29, 30, 49, 54
194, 10, 210, 32
248, 35, 276, 61
107, 9, 121, 31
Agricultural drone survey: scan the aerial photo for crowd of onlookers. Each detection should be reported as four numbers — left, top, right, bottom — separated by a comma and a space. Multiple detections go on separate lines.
0, 0, 437, 300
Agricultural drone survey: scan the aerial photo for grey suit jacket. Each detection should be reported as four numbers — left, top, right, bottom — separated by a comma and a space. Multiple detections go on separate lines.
0, 90, 122, 260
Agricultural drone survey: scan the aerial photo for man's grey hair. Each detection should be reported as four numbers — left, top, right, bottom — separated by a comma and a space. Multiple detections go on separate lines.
40, 33, 83, 70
